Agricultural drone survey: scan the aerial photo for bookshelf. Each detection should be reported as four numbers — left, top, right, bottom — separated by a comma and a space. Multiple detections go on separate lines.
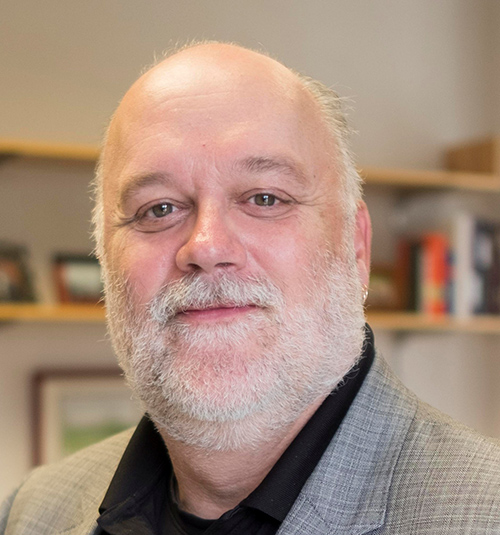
361, 166, 500, 193
367, 311, 500, 333
1, 138, 499, 333
1, 303, 500, 333
1, 139, 500, 190
0, 139, 99, 162
0, 303, 105, 323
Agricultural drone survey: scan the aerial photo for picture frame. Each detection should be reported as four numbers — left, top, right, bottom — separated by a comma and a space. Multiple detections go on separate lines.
31, 368, 143, 466
53, 253, 103, 303
0, 242, 35, 302
366, 264, 400, 310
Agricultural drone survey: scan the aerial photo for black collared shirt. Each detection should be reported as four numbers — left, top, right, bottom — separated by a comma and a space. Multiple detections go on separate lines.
97, 325, 375, 535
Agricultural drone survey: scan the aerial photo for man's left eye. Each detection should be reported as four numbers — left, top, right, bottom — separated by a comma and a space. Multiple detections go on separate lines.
253, 193, 277, 206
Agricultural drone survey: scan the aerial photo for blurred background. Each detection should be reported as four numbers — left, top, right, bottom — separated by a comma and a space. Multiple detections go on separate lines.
1, 0, 500, 500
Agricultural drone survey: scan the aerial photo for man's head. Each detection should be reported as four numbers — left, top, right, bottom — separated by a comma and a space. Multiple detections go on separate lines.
93, 43, 371, 451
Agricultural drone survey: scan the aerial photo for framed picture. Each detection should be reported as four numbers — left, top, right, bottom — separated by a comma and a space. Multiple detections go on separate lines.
0, 242, 35, 302
366, 264, 400, 310
32, 368, 143, 466
53, 253, 103, 303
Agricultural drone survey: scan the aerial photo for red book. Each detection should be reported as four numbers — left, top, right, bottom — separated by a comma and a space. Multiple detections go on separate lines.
419, 232, 449, 315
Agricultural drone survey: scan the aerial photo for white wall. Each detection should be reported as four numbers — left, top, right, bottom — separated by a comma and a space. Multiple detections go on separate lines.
0, 0, 496, 165
1, 0, 499, 500
494, 0, 500, 132
490, 0, 500, 436
0, 323, 116, 496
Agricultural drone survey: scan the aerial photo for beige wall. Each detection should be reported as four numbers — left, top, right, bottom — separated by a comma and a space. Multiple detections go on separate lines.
1, 0, 499, 500
495, 0, 500, 132
0, 1, 496, 165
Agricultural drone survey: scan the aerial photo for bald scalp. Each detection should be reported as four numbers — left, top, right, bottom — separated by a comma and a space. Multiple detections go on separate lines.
106, 44, 307, 160
108, 43, 316, 158
92, 42, 362, 260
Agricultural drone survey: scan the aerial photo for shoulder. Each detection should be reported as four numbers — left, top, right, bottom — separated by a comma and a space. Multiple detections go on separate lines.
365, 354, 500, 482
1, 428, 134, 535
336, 353, 500, 532
410, 399, 500, 467
280, 353, 500, 534
386, 393, 500, 532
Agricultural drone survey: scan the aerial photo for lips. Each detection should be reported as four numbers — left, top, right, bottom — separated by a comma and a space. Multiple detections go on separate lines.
178, 304, 257, 321
182, 304, 241, 312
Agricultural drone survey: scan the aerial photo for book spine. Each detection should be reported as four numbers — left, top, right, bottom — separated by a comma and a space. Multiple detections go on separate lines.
419, 233, 449, 315
452, 213, 475, 318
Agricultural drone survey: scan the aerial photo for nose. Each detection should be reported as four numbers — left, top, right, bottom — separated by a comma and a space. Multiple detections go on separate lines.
175, 203, 247, 274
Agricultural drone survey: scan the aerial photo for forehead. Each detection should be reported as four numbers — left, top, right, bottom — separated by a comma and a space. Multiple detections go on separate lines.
103, 48, 337, 191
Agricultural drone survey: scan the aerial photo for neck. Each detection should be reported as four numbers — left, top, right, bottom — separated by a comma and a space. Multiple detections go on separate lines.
159, 398, 325, 519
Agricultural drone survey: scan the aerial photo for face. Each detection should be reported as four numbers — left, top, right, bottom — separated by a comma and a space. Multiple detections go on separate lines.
101, 46, 370, 450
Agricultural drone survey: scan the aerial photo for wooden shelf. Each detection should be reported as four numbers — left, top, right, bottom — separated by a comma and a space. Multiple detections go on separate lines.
0, 303, 105, 323
0, 139, 100, 163
1, 140, 499, 333
367, 311, 500, 333
1, 139, 500, 192
361, 166, 500, 193
0, 304, 499, 333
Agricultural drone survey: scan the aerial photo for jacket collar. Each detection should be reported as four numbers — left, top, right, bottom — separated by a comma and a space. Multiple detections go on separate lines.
278, 354, 417, 535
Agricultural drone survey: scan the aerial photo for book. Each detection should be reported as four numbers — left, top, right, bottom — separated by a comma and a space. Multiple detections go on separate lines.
452, 215, 500, 316
394, 193, 500, 317
418, 232, 449, 315
396, 233, 450, 315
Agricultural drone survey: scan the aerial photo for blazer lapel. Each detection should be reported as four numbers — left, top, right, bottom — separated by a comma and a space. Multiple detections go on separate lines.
51, 486, 107, 535
278, 354, 418, 535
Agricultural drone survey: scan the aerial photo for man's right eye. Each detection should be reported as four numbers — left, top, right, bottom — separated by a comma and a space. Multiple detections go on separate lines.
123, 200, 183, 233
149, 202, 174, 218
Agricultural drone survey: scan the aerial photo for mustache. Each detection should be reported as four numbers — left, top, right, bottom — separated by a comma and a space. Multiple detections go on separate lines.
148, 273, 285, 323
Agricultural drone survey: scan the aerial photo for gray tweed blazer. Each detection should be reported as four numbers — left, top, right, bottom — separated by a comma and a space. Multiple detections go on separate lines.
2, 354, 500, 534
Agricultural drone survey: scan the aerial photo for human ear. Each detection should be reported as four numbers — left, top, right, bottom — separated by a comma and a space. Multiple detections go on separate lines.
354, 201, 372, 288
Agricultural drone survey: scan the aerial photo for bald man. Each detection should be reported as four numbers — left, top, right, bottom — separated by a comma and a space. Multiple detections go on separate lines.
2, 43, 500, 535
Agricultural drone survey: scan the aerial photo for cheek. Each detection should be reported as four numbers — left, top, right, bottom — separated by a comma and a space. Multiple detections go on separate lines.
107, 232, 175, 305
245, 220, 336, 295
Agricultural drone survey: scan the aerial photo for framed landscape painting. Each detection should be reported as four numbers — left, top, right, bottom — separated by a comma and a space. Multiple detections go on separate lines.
32, 368, 143, 465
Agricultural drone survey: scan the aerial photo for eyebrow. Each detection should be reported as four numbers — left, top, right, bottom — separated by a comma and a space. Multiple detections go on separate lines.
117, 156, 308, 208
119, 172, 174, 209
235, 156, 309, 186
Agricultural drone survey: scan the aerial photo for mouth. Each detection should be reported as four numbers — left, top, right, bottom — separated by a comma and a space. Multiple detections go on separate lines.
178, 304, 258, 322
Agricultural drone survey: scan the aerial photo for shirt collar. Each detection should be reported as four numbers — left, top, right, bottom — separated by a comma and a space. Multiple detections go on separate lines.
98, 416, 169, 517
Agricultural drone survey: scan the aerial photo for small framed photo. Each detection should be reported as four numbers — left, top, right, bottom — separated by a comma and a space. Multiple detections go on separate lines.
0, 242, 35, 302
32, 368, 143, 466
53, 253, 103, 303
367, 264, 400, 310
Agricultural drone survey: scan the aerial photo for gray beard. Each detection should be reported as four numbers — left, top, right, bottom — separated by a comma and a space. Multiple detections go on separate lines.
103, 250, 365, 451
